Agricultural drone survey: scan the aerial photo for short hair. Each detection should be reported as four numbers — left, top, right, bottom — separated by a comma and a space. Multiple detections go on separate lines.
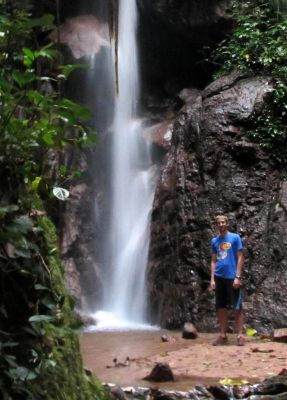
215, 215, 229, 224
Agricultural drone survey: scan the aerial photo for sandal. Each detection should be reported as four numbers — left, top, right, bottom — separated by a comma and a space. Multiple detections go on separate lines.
212, 335, 228, 346
237, 335, 245, 346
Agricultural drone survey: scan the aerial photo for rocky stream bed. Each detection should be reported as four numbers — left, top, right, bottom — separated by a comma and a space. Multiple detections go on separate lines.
80, 331, 287, 400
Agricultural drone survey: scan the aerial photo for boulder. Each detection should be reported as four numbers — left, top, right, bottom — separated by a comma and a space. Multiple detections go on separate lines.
182, 322, 198, 339
143, 362, 175, 382
144, 120, 174, 151
255, 376, 287, 396
110, 386, 128, 400
273, 328, 287, 343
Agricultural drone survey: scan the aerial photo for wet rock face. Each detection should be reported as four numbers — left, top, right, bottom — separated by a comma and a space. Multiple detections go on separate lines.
138, 0, 230, 31
50, 16, 110, 59
147, 71, 287, 331
137, 0, 232, 91
60, 150, 103, 312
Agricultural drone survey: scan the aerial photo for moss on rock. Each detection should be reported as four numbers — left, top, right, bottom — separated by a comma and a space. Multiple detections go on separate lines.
35, 214, 108, 400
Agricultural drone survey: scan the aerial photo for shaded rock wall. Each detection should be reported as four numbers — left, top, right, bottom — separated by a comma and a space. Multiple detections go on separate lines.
57, 0, 233, 314
138, 0, 230, 32
137, 0, 232, 92
60, 149, 104, 312
148, 71, 287, 331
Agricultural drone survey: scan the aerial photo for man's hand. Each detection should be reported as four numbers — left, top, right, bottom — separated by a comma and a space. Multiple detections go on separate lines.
210, 254, 217, 290
233, 277, 241, 289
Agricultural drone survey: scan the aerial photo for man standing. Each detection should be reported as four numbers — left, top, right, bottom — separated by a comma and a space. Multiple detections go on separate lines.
210, 215, 245, 346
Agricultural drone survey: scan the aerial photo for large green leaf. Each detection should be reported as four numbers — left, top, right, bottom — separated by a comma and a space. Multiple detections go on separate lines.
0, 205, 19, 217
22, 14, 55, 30
59, 63, 87, 79
13, 215, 33, 234
12, 70, 36, 87
29, 315, 55, 323
8, 366, 38, 381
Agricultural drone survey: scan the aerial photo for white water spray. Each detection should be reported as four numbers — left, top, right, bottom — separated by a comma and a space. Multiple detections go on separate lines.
92, 0, 158, 329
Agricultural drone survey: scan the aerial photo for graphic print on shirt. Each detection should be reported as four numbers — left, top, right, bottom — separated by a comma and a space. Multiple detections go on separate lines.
211, 232, 243, 279
217, 242, 231, 260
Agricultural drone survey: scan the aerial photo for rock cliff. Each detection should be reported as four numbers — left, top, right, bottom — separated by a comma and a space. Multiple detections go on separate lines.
57, 0, 287, 332
147, 70, 287, 331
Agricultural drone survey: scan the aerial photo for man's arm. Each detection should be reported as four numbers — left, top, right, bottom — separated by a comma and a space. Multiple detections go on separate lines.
210, 253, 217, 289
236, 250, 244, 277
233, 250, 244, 288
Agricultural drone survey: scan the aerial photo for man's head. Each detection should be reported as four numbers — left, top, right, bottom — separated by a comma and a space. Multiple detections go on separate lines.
215, 215, 229, 235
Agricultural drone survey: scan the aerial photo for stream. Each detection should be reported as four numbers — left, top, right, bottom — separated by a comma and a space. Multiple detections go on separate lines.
80, 331, 287, 392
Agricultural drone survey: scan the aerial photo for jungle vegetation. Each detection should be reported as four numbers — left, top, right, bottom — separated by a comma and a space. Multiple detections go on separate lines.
213, 0, 287, 166
0, 1, 103, 399
1, 0, 287, 398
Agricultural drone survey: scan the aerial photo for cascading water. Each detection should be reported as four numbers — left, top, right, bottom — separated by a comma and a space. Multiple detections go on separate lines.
92, 0, 158, 329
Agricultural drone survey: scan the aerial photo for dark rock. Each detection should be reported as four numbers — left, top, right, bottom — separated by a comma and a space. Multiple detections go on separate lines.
153, 394, 177, 400
192, 385, 215, 399
143, 363, 175, 382
147, 388, 178, 400
178, 88, 201, 105
254, 376, 287, 396
110, 386, 128, 400
147, 71, 287, 331
105, 378, 287, 400
273, 328, 287, 343
138, 0, 233, 92
228, 140, 260, 165
182, 322, 198, 339
59, 146, 104, 312
232, 385, 252, 399
83, 367, 93, 377
202, 69, 249, 99
245, 394, 287, 400
161, 335, 178, 343
144, 120, 174, 152
206, 385, 230, 400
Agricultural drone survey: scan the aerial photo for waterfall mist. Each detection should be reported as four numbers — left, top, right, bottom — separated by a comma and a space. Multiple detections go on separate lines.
89, 0, 158, 329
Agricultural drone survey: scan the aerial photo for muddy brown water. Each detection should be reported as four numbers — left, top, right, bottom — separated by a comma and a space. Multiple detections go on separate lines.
80, 330, 287, 391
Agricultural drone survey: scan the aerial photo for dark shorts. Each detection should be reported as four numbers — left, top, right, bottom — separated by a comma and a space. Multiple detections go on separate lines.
214, 276, 243, 310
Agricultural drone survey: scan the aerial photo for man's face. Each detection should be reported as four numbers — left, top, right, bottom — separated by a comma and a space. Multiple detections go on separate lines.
216, 217, 228, 235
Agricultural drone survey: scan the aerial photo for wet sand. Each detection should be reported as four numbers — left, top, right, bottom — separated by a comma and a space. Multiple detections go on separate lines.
80, 331, 287, 391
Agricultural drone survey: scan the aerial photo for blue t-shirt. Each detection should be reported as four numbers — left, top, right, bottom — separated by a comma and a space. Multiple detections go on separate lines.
211, 232, 243, 279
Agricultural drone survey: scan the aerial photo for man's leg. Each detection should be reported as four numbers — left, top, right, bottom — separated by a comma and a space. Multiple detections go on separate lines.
234, 309, 244, 335
212, 308, 229, 345
234, 309, 245, 346
217, 308, 228, 337
213, 277, 229, 345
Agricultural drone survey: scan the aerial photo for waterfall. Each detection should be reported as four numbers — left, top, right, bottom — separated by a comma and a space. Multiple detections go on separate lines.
92, 0, 158, 329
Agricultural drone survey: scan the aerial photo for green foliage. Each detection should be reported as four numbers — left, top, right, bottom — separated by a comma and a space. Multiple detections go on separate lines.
213, 0, 287, 165
0, 204, 105, 399
0, 2, 103, 399
0, 205, 57, 398
0, 2, 96, 200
